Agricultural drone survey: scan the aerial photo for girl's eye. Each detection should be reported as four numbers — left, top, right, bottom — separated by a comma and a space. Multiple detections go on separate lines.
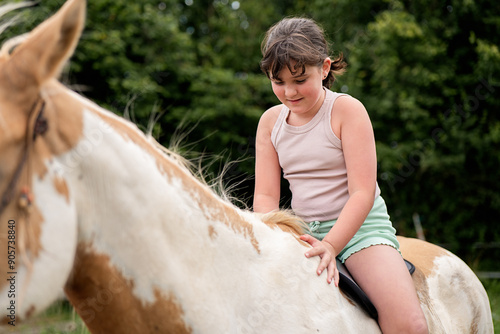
296, 79, 306, 84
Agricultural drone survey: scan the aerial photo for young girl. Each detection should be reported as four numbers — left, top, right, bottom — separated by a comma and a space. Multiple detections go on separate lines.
253, 17, 428, 334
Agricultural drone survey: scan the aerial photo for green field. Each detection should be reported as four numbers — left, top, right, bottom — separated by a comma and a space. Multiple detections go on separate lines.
1, 301, 89, 334
5, 280, 499, 334
488, 279, 500, 334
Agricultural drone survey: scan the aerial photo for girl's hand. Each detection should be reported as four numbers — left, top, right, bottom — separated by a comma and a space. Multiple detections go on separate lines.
300, 234, 339, 286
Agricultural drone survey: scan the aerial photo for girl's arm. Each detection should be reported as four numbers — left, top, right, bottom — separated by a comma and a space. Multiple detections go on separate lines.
253, 105, 283, 213
325, 95, 378, 253
301, 96, 378, 285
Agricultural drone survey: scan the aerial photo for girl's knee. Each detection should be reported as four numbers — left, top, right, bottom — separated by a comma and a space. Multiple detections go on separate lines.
408, 315, 428, 334
379, 311, 428, 334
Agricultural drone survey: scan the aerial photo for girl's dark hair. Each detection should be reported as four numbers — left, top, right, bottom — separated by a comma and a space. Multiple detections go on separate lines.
260, 17, 346, 89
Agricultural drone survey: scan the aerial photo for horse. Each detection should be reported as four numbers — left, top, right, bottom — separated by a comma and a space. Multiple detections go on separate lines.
0, 0, 493, 332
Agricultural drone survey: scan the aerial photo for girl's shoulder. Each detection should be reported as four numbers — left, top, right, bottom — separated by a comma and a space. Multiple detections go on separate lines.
332, 94, 369, 119
333, 93, 365, 109
258, 104, 284, 130
330, 94, 370, 139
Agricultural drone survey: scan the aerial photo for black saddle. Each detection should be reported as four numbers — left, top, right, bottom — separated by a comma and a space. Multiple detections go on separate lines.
337, 259, 415, 320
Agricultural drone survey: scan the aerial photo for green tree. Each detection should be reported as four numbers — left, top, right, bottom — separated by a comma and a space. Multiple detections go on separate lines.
3, 0, 499, 266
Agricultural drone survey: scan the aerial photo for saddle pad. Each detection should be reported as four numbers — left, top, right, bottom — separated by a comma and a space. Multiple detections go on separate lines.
337, 258, 415, 320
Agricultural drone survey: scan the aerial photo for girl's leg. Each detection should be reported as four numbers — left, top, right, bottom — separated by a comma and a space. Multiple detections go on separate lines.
345, 245, 428, 334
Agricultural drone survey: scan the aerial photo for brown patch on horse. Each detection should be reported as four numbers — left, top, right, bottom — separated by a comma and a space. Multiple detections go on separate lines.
397, 236, 448, 277
65, 243, 192, 334
196, 187, 261, 253
25, 305, 36, 318
83, 105, 261, 253
53, 175, 70, 203
208, 225, 217, 239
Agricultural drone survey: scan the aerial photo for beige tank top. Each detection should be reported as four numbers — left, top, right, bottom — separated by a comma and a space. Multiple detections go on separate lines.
271, 89, 380, 222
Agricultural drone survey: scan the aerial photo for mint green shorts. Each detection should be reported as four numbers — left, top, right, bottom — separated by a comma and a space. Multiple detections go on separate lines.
306, 196, 400, 263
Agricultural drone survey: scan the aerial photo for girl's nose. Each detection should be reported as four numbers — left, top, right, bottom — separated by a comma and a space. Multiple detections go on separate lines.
284, 84, 297, 98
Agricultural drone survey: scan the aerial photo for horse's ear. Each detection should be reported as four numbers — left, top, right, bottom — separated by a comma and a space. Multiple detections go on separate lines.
9, 0, 86, 87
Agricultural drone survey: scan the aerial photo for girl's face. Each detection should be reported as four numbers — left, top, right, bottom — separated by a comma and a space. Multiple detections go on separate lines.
270, 58, 331, 118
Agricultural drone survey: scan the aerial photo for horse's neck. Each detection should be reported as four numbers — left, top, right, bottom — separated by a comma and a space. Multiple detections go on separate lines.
61, 88, 261, 294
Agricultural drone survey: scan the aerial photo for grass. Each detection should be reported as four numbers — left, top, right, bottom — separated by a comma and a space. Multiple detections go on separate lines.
484, 279, 500, 334
2, 301, 89, 334
5, 280, 499, 333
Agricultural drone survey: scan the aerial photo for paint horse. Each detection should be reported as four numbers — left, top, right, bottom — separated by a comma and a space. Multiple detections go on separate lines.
0, 0, 493, 333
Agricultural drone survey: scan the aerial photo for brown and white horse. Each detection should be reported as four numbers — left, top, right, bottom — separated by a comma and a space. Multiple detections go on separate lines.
0, 0, 494, 333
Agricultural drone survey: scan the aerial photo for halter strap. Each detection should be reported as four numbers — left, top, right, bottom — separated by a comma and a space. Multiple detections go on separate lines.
0, 99, 47, 216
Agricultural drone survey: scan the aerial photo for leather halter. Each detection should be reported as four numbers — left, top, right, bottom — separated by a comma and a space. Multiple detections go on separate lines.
0, 98, 48, 216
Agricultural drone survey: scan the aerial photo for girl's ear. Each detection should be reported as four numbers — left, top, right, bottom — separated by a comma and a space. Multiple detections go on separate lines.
322, 57, 332, 78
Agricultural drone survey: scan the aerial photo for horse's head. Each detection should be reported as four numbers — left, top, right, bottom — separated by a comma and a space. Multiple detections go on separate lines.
0, 0, 86, 322
0, 1, 224, 330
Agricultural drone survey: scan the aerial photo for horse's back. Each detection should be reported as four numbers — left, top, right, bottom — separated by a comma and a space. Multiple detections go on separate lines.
398, 236, 493, 333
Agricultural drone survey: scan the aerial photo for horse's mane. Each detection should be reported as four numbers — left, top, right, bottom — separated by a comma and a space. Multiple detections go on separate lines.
152, 136, 306, 232
150, 136, 308, 236
258, 210, 309, 236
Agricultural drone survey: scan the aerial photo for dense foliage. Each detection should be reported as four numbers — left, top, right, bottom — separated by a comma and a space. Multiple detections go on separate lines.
3, 0, 499, 267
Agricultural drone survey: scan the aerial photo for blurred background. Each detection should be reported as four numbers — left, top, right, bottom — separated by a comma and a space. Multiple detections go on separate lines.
2, 0, 499, 330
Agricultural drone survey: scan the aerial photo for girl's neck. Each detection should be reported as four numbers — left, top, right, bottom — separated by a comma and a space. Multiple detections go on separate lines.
286, 87, 326, 126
